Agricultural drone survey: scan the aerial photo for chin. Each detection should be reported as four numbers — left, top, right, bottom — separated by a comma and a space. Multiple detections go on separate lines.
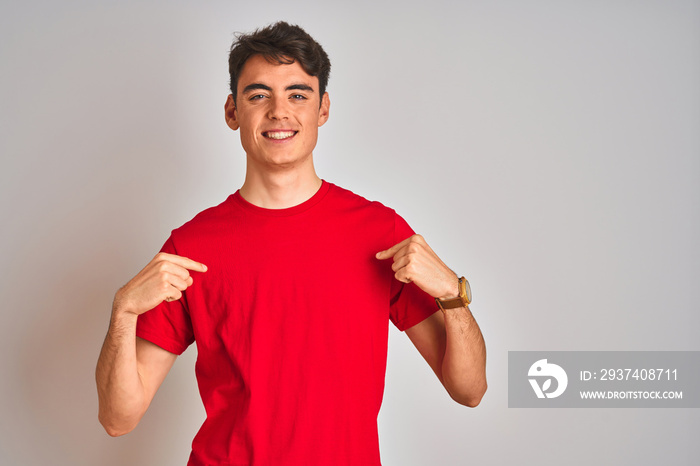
262, 153, 312, 170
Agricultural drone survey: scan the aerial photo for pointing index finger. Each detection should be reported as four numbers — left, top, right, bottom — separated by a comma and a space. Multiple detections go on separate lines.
159, 252, 208, 272
375, 237, 412, 260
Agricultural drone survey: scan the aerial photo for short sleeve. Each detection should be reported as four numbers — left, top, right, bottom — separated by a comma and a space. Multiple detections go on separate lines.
135, 236, 195, 355
388, 213, 440, 331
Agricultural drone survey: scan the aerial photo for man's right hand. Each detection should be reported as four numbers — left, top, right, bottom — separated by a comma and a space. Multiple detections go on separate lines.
113, 252, 208, 317
97, 252, 206, 436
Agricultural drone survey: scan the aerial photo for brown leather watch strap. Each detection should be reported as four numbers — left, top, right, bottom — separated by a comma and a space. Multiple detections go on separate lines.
436, 296, 466, 310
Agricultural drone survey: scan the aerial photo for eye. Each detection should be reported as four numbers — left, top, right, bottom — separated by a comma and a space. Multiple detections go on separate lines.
249, 94, 266, 101
290, 94, 307, 100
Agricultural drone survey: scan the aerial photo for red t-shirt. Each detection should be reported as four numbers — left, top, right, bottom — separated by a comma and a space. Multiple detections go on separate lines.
136, 181, 437, 465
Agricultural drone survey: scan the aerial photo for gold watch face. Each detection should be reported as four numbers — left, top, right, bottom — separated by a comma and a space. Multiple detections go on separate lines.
461, 277, 472, 304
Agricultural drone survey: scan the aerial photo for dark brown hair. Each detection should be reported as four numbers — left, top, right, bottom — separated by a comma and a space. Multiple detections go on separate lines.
228, 21, 331, 103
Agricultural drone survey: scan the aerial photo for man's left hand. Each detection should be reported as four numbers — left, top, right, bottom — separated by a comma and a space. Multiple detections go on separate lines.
376, 235, 459, 300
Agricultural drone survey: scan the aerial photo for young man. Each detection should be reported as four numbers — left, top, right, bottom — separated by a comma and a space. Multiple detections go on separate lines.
96, 21, 486, 466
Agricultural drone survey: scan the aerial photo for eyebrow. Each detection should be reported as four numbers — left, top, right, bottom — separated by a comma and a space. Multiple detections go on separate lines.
285, 84, 314, 92
241, 83, 315, 94
242, 83, 271, 94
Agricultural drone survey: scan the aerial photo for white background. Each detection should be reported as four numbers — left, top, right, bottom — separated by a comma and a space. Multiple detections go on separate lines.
1, 0, 699, 464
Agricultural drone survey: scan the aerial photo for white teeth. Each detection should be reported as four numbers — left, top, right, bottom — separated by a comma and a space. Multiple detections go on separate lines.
265, 131, 295, 139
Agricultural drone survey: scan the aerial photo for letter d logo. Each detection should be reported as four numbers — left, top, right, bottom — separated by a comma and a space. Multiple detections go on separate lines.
528, 359, 568, 399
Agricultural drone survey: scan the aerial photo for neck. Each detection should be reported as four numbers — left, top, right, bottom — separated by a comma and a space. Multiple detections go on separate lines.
239, 158, 322, 209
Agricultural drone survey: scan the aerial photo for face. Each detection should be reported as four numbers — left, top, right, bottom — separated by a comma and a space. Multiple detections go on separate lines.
225, 54, 330, 171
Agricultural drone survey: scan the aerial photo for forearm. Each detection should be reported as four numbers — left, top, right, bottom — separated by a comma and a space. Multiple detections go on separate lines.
441, 306, 487, 407
95, 307, 147, 436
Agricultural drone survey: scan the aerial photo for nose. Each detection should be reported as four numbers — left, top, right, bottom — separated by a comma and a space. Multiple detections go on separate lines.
267, 96, 289, 120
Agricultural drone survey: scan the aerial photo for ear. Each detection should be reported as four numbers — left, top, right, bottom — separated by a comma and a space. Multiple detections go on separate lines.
224, 94, 239, 131
317, 92, 330, 127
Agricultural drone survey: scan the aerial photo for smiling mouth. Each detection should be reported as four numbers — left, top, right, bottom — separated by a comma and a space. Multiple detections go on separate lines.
263, 130, 297, 140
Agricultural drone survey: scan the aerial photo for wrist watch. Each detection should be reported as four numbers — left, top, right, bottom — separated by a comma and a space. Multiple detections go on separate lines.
435, 276, 471, 311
